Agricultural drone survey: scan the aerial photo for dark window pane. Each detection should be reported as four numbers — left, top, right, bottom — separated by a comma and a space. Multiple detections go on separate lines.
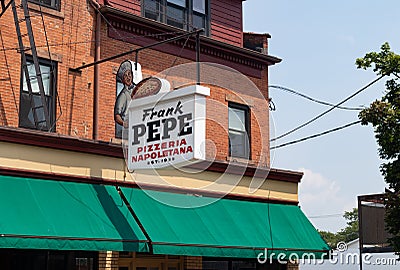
28, 0, 59, 9
232, 261, 257, 270
19, 59, 55, 131
229, 130, 249, 158
144, 10, 159, 21
19, 93, 51, 131
49, 254, 66, 270
75, 257, 95, 270
143, 0, 161, 21
166, 3, 185, 29
192, 12, 206, 30
0, 250, 97, 270
202, 261, 229, 270
119, 252, 132, 258
40, 0, 53, 5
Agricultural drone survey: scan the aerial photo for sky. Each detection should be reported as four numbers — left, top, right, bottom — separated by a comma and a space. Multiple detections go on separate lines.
243, 0, 400, 233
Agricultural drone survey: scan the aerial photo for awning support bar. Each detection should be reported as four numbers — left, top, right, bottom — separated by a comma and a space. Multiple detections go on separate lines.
116, 186, 153, 253
71, 28, 204, 72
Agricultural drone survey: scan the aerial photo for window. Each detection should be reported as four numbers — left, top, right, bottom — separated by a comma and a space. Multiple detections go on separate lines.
166, 0, 186, 29
228, 103, 250, 159
28, 0, 60, 10
192, 0, 206, 30
19, 57, 56, 131
142, 0, 209, 35
203, 258, 286, 270
0, 249, 98, 270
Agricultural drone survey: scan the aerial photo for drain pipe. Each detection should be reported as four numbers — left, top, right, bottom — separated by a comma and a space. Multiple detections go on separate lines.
89, 0, 101, 140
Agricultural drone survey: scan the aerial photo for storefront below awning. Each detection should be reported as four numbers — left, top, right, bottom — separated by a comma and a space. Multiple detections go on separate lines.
0, 175, 148, 252
120, 187, 330, 259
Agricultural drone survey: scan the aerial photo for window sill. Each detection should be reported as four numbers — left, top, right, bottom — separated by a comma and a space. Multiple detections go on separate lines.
28, 2, 64, 19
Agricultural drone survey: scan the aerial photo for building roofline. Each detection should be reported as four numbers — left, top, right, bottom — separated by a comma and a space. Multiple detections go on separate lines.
99, 5, 282, 66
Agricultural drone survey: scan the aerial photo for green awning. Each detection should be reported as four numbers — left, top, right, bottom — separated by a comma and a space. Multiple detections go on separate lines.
121, 187, 330, 259
0, 175, 148, 252
0, 174, 329, 258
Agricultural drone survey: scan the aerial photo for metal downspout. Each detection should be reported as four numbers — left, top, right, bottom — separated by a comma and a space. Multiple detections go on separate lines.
89, 0, 100, 140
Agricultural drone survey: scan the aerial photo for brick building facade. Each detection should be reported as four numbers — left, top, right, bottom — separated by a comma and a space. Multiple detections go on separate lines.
0, 0, 329, 269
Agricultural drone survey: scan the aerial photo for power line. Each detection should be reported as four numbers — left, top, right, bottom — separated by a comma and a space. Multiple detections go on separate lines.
308, 213, 343, 219
0, 28, 18, 114
270, 120, 362, 150
0, 40, 96, 51
38, 2, 62, 131
269, 85, 364, 111
163, 34, 191, 79
270, 75, 384, 142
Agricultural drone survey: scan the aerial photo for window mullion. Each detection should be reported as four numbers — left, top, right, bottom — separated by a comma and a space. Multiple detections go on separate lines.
143, 0, 209, 34
187, 0, 192, 31
162, 0, 167, 24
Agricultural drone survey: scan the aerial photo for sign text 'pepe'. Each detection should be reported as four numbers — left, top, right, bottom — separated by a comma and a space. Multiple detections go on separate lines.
131, 101, 193, 145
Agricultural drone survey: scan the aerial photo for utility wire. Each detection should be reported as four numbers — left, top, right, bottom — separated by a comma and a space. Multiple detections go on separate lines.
308, 213, 343, 219
270, 120, 362, 150
269, 85, 364, 111
0, 28, 18, 114
270, 75, 384, 142
0, 40, 96, 51
164, 34, 191, 79
38, 3, 62, 132
1, 15, 186, 52
0, 1, 185, 51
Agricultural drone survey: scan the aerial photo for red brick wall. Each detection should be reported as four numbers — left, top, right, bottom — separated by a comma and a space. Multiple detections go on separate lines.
0, 0, 96, 139
107, 0, 141, 16
97, 26, 270, 165
0, 1, 270, 166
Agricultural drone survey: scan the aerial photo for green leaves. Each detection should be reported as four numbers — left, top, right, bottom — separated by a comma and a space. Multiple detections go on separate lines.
357, 42, 400, 256
356, 42, 400, 76
318, 208, 359, 248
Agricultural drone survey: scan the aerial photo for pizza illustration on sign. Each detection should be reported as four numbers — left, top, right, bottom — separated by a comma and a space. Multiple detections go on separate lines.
132, 77, 165, 99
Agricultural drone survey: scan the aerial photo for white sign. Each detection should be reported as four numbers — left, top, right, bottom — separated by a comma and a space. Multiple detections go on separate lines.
128, 85, 210, 170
